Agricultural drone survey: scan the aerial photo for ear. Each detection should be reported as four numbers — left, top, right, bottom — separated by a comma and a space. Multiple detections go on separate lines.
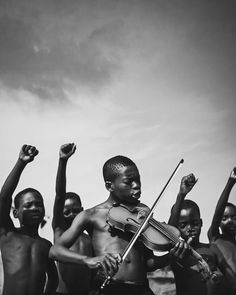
13, 208, 19, 219
105, 181, 114, 192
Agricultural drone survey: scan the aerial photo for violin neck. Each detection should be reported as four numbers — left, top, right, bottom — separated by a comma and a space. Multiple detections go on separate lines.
149, 219, 209, 266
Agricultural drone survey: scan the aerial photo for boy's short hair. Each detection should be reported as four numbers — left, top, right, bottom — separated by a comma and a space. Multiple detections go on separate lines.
171, 199, 201, 217
65, 192, 82, 206
182, 199, 201, 217
225, 202, 236, 211
14, 188, 43, 209
103, 155, 137, 182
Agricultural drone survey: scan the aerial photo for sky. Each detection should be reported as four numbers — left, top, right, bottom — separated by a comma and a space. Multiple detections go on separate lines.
0, 0, 236, 243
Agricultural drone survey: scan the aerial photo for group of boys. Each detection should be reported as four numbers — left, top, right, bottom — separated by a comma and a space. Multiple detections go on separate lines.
0, 144, 235, 295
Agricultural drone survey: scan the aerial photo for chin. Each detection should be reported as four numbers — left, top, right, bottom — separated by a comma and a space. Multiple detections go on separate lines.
128, 198, 140, 205
185, 235, 199, 244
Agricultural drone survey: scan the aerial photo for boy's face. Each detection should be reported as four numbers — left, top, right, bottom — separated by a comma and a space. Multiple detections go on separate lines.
110, 165, 141, 205
178, 207, 202, 245
220, 205, 236, 237
15, 191, 45, 226
63, 198, 82, 226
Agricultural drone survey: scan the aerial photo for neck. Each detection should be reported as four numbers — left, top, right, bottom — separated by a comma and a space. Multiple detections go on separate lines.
107, 194, 120, 206
187, 237, 200, 247
19, 224, 39, 238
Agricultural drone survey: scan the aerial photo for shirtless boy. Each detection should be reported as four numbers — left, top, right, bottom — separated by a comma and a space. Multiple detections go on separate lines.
169, 174, 234, 295
50, 155, 186, 295
208, 168, 236, 294
0, 145, 58, 295
52, 143, 93, 295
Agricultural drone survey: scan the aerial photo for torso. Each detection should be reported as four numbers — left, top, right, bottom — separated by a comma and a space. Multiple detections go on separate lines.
86, 202, 151, 283
172, 243, 224, 295
58, 232, 93, 295
0, 230, 51, 295
213, 235, 236, 275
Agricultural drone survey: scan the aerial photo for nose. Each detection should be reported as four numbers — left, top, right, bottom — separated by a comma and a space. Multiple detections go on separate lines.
132, 180, 141, 189
31, 203, 40, 211
225, 217, 233, 224
186, 223, 194, 231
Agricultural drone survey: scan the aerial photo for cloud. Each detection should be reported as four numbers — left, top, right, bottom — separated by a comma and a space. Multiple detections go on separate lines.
1, 0, 236, 109
0, 0, 125, 102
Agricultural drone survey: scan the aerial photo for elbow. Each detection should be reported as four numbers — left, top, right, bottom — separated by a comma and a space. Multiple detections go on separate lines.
49, 245, 58, 260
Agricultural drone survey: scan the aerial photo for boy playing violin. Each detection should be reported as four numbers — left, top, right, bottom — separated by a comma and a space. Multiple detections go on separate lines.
208, 168, 236, 294
50, 155, 187, 295
169, 174, 235, 295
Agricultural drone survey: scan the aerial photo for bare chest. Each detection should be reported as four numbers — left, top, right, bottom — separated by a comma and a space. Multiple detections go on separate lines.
0, 232, 49, 273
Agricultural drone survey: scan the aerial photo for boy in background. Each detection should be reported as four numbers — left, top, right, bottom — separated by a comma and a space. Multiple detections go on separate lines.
169, 174, 229, 295
208, 168, 236, 294
0, 145, 58, 295
52, 143, 93, 295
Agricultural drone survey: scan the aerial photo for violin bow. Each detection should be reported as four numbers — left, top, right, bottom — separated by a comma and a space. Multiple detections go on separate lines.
100, 158, 184, 291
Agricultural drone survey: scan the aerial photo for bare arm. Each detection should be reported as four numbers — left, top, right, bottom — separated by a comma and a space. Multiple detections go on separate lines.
50, 209, 121, 277
51, 210, 100, 265
0, 145, 38, 231
168, 174, 197, 226
52, 143, 76, 240
208, 168, 236, 242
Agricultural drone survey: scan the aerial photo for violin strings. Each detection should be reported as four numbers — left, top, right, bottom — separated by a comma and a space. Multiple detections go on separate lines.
149, 219, 178, 243
149, 218, 180, 244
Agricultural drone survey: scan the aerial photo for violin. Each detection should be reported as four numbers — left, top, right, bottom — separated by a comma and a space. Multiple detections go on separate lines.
107, 203, 180, 252
107, 203, 217, 281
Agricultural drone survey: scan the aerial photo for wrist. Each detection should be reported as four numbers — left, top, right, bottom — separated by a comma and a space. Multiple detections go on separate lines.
178, 192, 186, 198
17, 158, 27, 167
59, 157, 68, 164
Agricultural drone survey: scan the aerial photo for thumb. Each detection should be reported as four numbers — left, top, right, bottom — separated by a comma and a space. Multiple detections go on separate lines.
187, 237, 193, 245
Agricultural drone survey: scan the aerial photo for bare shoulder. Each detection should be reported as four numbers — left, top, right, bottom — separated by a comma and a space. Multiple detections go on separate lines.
85, 201, 110, 218
81, 202, 111, 232
37, 236, 52, 250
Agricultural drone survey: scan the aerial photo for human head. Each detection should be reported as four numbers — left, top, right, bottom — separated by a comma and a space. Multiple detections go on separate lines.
103, 155, 141, 204
63, 192, 83, 226
220, 202, 236, 237
13, 188, 45, 227
172, 199, 202, 245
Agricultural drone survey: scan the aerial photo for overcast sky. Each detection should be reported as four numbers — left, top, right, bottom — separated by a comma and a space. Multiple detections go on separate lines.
0, 0, 236, 242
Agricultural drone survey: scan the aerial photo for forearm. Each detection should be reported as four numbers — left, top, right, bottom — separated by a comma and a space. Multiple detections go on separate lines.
55, 159, 67, 196
208, 179, 235, 241
168, 192, 186, 226
49, 244, 89, 265
215, 179, 235, 218
0, 159, 26, 210
52, 159, 68, 231
1, 159, 26, 195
